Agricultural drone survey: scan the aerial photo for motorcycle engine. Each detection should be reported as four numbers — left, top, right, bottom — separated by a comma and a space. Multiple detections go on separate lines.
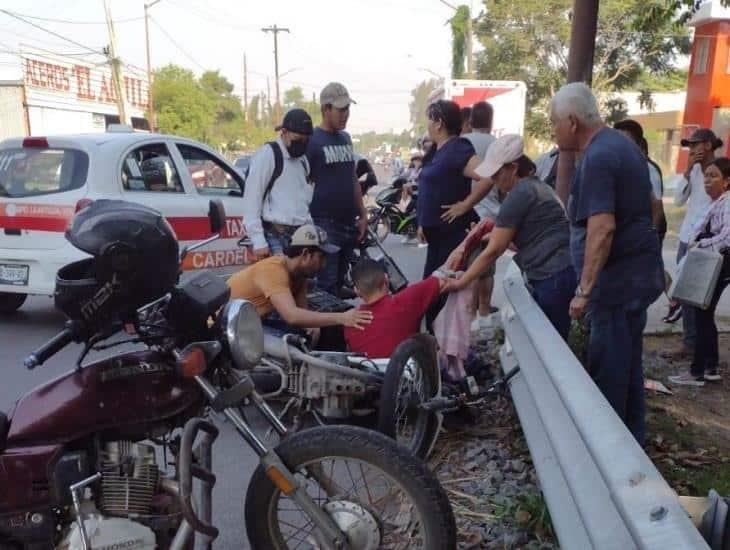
99, 441, 159, 517
293, 355, 367, 419
58, 515, 156, 550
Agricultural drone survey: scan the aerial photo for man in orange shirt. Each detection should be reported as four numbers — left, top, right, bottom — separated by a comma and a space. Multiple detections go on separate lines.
228, 225, 372, 335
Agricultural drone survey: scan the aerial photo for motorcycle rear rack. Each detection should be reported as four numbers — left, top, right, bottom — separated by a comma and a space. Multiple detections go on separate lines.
179, 417, 220, 540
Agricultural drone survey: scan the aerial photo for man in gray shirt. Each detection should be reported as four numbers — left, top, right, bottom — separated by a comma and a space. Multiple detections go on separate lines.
444, 134, 576, 338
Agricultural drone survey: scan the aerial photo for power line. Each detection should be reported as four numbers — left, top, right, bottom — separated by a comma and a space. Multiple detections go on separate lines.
0, 10, 143, 25
149, 16, 205, 71
0, 9, 103, 55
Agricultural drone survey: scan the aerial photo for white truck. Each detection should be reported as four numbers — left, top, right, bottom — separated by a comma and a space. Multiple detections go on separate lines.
428, 79, 527, 137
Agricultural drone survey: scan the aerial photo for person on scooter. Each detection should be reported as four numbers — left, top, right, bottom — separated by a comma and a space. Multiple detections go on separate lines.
306, 82, 368, 297
242, 108, 314, 260
227, 224, 373, 336
344, 258, 447, 357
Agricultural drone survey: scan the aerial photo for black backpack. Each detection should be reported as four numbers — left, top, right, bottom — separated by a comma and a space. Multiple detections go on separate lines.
244, 141, 308, 201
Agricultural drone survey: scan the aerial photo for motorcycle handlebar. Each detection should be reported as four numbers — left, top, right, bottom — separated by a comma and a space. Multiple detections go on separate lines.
24, 325, 77, 370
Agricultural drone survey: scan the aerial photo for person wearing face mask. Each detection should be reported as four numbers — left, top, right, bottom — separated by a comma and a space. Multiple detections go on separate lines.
242, 108, 314, 259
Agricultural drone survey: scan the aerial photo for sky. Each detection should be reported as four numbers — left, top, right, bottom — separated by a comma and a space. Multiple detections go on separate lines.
0, 0, 460, 134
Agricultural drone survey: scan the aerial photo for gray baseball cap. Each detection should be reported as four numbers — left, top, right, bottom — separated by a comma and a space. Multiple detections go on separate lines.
320, 82, 356, 109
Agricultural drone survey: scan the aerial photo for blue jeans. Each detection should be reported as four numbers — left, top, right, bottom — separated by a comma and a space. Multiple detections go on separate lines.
529, 265, 576, 340
588, 297, 650, 445
312, 217, 357, 296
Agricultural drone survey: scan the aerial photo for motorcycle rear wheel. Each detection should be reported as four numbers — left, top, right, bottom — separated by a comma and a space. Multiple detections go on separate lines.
244, 425, 456, 550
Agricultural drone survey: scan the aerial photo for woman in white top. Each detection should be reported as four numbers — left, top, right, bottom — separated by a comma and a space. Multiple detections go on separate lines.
669, 157, 730, 386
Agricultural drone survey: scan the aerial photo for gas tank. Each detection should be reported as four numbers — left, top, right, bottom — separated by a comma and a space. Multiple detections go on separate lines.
7, 351, 203, 446
375, 187, 402, 208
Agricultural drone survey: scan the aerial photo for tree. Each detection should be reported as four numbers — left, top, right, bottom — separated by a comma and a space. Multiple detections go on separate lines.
473, 0, 691, 138
153, 64, 214, 143
448, 5, 470, 79
282, 86, 319, 123
408, 78, 441, 139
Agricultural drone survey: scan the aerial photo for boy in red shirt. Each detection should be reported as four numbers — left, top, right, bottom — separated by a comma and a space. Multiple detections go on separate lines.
345, 259, 446, 357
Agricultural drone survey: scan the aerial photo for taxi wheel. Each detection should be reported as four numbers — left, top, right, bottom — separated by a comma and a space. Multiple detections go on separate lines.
0, 292, 27, 314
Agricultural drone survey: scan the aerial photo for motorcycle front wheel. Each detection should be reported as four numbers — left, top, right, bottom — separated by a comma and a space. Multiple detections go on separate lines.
367, 207, 391, 242
245, 425, 456, 550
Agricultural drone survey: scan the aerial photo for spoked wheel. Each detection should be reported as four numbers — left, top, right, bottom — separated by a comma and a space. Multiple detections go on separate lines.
368, 208, 390, 242
378, 335, 440, 459
245, 425, 456, 550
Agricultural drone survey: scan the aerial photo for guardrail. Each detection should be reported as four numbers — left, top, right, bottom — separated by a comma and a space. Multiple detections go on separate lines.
498, 263, 710, 550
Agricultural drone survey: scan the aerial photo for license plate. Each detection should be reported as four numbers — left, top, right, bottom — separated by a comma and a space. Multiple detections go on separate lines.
0, 264, 29, 286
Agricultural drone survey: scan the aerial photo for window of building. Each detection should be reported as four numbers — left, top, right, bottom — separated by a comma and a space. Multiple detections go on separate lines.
694, 37, 711, 75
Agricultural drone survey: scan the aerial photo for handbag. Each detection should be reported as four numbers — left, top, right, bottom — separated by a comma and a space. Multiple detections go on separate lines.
669, 246, 723, 309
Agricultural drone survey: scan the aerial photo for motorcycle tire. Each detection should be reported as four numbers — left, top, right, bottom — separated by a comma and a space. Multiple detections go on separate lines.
377, 335, 440, 460
368, 207, 390, 242
245, 425, 456, 550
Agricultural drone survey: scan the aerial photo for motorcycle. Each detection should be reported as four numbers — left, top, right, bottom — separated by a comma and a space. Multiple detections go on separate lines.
367, 176, 418, 244
0, 200, 456, 550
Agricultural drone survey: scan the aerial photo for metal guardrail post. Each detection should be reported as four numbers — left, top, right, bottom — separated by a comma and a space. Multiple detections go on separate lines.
499, 262, 709, 550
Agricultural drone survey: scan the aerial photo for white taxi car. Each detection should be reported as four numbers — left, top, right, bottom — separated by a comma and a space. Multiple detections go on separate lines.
0, 126, 252, 313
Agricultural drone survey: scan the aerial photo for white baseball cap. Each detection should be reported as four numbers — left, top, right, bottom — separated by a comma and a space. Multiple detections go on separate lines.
475, 134, 524, 178
290, 224, 339, 254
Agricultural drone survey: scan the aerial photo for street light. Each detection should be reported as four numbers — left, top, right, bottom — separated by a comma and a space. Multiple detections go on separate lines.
144, 0, 162, 131
418, 67, 444, 80
279, 67, 302, 79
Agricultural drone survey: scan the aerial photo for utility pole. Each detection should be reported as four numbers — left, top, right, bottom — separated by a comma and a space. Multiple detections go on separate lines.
265, 77, 272, 123
554, 0, 601, 205
261, 24, 290, 120
144, 0, 161, 131
103, 0, 130, 125
243, 52, 248, 120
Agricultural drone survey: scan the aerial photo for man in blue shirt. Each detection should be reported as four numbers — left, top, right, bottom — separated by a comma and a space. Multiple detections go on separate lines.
550, 82, 663, 445
306, 82, 368, 296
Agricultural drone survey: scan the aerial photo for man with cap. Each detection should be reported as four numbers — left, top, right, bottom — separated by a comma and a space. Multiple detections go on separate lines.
306, 82, 368, 296
666, 128, 720, 358
227, 224, 373, 333
442, 134, 576, 339
242, 108, 315, 260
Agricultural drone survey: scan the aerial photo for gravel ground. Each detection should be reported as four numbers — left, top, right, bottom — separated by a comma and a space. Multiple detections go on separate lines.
429, 321, 559, 549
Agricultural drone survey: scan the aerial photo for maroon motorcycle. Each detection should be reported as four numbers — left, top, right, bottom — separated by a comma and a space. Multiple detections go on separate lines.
0, 200, 455, 550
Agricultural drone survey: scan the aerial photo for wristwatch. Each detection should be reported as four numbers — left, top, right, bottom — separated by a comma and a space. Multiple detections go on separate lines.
575, 285, 591, 298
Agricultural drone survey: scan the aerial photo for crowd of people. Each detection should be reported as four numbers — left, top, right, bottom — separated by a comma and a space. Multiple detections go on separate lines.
228, 78, 729, 446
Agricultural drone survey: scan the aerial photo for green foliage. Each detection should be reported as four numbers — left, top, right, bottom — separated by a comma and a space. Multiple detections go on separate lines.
474, 0, 691, 138
408, 78, 441, 139
449, 5, 471, 79
153, 64, 214, 144
282, 86, 320, 123
354, 130, 412, 154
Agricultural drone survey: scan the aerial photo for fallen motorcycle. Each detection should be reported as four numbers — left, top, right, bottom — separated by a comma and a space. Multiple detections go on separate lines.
248, 330, 443, 460
0, 199, 456, 550
367, 176, 418, 243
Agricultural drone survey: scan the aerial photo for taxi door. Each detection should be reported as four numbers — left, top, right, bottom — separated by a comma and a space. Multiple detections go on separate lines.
168, 140, 252, 277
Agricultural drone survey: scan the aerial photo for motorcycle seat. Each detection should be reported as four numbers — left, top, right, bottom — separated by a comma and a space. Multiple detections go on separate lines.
0, 411, 8, 450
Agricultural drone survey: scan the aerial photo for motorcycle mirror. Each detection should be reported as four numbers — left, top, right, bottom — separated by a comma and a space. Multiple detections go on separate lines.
208, 200, 225, 234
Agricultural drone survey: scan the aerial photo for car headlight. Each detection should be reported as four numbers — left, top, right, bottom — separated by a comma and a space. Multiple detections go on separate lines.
220, 299, 263, 370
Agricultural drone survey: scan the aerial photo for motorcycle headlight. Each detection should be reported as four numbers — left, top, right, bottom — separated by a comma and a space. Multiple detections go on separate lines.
220, 299, 263, 370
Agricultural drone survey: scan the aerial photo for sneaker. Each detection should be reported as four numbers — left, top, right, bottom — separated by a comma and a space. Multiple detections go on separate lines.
668, 372, 705, 387
470, 314, 492, 332
704, 369, 722, 382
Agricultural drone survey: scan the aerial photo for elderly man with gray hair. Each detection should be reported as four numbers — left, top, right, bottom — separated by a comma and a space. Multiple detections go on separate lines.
550, 82, 663, 444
